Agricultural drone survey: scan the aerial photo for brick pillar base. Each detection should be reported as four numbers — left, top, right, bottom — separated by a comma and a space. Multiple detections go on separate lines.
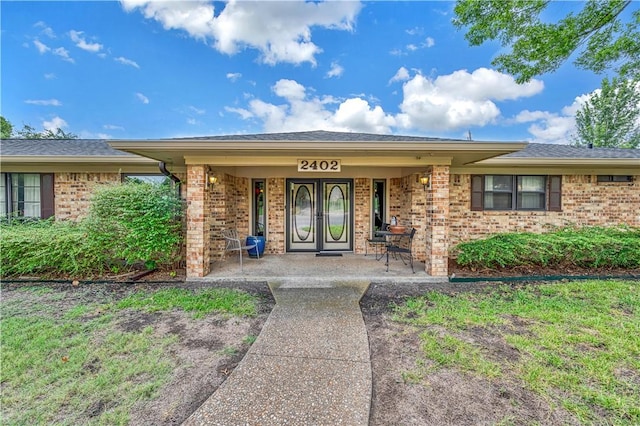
426, 165, 450, 276
186, 165, 211, 278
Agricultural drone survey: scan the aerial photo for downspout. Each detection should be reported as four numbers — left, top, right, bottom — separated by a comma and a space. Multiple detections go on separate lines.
159, 161, 181, 196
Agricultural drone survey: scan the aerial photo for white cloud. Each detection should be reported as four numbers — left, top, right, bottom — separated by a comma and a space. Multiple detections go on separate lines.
424, 37, 435, 48
397, 68, 544, 131
189, 105, 206, 115
25, 99, 62, 106
103, 124, 125, 131
187, 118, 198, 125
226, 72, 242, 82
44, 73, 56, 80
513, 94, 591, 144
389, 67, 410, 84
33, 39, 50, 54
405, 27, 423, 36
115, 56, 140, 68
227, 78, 395, 134
69, 30, 103, 52
326, 61, 344, 78
406, 44, 418, 52
52, 47, 74, 63
43, 116, 68, 131
120, 0, 362, 65
34, 21, 56, 38
136, 92, 149, 104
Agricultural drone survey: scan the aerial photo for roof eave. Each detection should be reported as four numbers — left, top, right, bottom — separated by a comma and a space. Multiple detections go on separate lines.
476, 157, 640, 167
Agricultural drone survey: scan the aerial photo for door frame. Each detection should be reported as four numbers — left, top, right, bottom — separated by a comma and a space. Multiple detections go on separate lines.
285, 178, 354, 252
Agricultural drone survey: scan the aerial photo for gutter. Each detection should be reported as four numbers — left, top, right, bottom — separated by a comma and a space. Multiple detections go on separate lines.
159, 162, 181, 196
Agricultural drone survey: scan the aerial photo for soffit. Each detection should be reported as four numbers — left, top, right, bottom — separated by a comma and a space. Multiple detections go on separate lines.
108, 140, 527, 167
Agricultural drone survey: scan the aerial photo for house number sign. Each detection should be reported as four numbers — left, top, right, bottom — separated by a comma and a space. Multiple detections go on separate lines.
297, 159, 341, 172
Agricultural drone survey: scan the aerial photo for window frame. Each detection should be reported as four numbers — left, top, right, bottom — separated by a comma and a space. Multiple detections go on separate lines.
252, 179, 266, 237
1, 172, 55, 220
371, 179, 386, 234
471, 175, 561, 212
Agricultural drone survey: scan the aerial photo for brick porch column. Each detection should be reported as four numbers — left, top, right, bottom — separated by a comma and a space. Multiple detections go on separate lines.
426, 165, 450, 276
186, 165, 210, 278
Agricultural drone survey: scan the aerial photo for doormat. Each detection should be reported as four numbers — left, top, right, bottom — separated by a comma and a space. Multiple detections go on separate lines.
316, 252, 343, 257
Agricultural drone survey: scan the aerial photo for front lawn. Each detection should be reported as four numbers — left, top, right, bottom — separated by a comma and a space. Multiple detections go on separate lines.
393, 280, 640, 424
0, 284, 268, 425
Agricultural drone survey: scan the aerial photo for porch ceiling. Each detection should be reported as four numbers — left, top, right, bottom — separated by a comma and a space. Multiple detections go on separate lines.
108, 139, 527, 167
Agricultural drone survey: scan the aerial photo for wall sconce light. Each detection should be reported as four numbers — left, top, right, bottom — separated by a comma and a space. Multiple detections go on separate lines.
419, 174, 431, 190
205, 170, 218, 189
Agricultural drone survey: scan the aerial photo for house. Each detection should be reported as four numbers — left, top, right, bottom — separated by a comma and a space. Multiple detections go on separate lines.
2, 131, 639, 278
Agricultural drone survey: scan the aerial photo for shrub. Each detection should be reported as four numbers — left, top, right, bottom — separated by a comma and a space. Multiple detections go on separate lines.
85, 182, 184, 270
0, 182, 184, 278
453, 225, 640, 270
0, 220, 108, 276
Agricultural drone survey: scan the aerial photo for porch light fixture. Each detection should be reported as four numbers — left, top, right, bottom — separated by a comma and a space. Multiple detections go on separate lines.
419, 174, 431, 190
205, 170, 219, 188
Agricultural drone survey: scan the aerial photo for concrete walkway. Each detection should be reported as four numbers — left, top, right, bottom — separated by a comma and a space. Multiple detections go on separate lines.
183, 279, 372, 426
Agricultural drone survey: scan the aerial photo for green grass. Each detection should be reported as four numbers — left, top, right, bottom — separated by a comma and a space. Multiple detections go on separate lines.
1, 286, 261, 425
394, 280, 640, 424
115, 287, 258, 318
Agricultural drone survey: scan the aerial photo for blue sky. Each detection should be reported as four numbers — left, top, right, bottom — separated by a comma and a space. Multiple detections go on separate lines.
0, 1, 625, 143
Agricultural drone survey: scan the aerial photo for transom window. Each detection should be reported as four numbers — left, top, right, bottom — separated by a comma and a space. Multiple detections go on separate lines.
472, 175, 561, 211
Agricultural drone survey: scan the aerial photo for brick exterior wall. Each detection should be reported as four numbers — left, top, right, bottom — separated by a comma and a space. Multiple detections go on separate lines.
186, 165, 210, 278
425, 166, 450, 276
266, 177, 286, 254
354, 177, 371, 254
449, 174, 640, 250
55, 172, 121, 220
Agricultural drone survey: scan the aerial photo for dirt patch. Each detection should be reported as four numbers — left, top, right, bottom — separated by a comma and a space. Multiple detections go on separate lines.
361, 282, 581, 426
1, 280, 274, 426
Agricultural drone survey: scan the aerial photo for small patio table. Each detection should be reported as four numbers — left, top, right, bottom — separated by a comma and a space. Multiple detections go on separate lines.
376, 229, 416, 273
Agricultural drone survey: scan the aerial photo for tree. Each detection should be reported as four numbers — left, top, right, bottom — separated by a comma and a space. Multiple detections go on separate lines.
1, 116, 13, 139
573, 77, 640, 149
15, 124, 77, 139
453, 0, 640, 83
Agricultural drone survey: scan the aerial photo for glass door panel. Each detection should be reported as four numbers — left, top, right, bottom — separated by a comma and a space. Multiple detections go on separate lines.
287, 179, 353, 252
323, 181, 350, 250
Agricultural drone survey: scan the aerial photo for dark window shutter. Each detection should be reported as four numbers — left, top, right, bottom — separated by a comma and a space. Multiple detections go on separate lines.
40, 173, 55, 219
548, 175, 562, 211
470, 175, 483, 211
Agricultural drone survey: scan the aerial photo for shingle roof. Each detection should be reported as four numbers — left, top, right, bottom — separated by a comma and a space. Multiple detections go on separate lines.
0, 139, 140, 157
501, 143, 640, 159
2, 133, 639, 161
170, 130, 466, 142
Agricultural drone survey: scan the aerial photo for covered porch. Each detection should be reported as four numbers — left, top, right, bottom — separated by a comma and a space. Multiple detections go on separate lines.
199, 252, 445, 283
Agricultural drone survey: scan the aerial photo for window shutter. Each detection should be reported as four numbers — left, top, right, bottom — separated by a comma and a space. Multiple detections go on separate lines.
40, 173, 55, 219
548, 175, 562, 211
470, 175, 483, 211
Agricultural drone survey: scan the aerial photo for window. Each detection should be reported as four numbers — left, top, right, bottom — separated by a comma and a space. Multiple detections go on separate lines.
597, 175, 633, 183
253, 179, 266, 236
1, 173, 54, 219
123, 174, 171, 185
372, 179, 386, 232
471, 175, 561, 211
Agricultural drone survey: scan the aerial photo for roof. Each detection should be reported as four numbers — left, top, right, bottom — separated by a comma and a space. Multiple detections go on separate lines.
171, 130, 467, 142
479, 142, 640, 167
1, 132, 638, 168
503, 143, 640, 159
110, 130, 526, 167
0, 139, 155, 164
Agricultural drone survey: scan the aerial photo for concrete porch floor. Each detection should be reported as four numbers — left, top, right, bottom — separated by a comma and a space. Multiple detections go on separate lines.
197, 252, 447, 284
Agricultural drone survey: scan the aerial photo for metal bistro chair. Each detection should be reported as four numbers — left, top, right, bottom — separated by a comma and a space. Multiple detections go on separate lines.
365, 222, 389, 260
385, 227, 416, 273
221, 229, 258, 271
